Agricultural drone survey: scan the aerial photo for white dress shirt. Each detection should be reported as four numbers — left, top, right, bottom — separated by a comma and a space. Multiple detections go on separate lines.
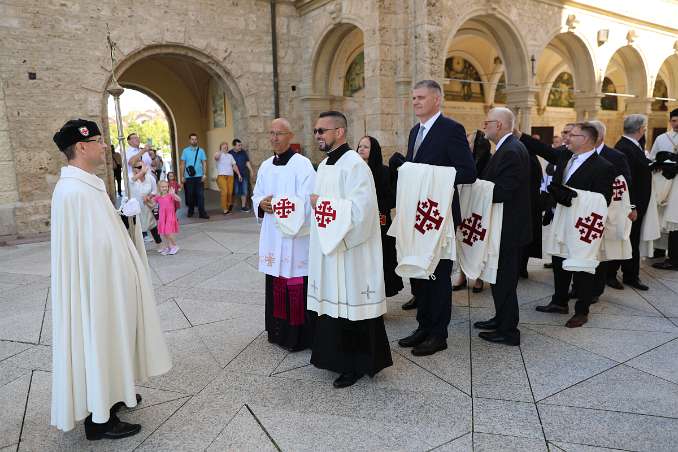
417, 111, 441, 141
564, 149, 596, 183
494, 132, 511, 152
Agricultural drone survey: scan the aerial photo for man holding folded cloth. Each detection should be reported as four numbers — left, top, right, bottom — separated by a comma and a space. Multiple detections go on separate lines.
519, 123, 615, 327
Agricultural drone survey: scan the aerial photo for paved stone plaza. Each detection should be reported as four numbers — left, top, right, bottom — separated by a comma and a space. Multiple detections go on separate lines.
2, 215, 678, 451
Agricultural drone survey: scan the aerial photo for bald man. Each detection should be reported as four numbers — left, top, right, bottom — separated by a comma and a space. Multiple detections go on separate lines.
473, 108, 531, 345
252, 118, 317, 351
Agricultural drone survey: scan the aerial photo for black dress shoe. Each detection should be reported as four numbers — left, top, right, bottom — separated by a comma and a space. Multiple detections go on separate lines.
652, 260, 678, 271
111, 394, 142, 414
478, 331, 520, 346
84, 414, 141, 441
452, 280, 467, 291
623, 279, 648, 291
606, 278, 624, 290
398, 329, 427, 348
333, 372, 362, 388
199, 213, 210, 219
187, 210, 194, 218
473, 319, 498, 330
543, 263, 553, 269
401, 296, 418, 310
535, 303, 569, 314
412, 337, 447, 356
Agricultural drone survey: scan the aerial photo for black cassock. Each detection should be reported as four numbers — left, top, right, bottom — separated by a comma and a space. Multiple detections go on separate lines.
374, 165, 403, 297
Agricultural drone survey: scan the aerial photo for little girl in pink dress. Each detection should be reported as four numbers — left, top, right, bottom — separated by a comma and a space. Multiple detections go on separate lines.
154, 181, 182, 255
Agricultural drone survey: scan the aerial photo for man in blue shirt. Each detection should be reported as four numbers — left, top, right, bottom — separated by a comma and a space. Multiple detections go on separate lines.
179, 133, 209, 219
229, 138, 254, 212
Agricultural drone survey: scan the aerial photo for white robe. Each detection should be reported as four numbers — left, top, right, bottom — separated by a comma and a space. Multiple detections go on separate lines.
307, 150, 386, 321
252, 153, 316, 277
50, 166, 171, 431
130, 175, 157, 232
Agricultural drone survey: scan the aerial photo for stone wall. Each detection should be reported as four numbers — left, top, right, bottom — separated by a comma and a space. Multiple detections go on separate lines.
1, 0, 677, 236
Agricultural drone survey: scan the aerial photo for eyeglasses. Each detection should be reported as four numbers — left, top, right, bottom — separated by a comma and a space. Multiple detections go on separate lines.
483, 120, 498, 126
313, 127, 339, 135
269, 131, 291, 137
568, 134, 585, 138
134, 166, 142, 170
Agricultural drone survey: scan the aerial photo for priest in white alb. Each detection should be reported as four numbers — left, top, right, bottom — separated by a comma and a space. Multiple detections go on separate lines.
307, 111, 393, 388
51, 119, 171, 440
252, 118, 317, 351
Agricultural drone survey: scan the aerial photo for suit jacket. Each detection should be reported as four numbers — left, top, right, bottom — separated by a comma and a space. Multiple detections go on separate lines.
520, 133, 615, 204
614, 136, 651, 216
406, 114, 477, 226
481, 134, 532, 248
599, 145, 632, 185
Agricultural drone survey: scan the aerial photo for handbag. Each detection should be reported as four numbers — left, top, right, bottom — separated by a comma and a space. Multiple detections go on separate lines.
186, 147, 200, 177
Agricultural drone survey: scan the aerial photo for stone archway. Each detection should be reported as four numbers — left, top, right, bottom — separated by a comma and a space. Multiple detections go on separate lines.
101, 44, 247, 194
304, 23, 366, 157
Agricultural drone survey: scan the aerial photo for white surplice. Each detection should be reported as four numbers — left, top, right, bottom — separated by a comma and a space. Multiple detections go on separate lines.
307, 150, 386, 321
50, 166, 171, 431
252, 153, 316, 277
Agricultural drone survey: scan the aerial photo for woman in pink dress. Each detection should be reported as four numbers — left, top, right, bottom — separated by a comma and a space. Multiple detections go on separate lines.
154, 180, 182, 255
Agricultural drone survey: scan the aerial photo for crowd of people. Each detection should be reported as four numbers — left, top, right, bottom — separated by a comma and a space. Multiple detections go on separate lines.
48, 81, 678, 440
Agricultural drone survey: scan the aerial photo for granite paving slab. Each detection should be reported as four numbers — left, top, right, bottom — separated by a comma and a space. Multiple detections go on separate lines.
526, 324, 678, 362
156, 299, 191, 332
0, 373, 30, 449
540, 364, 678, 418
192, 317, 264, 367
0, 340, 32, 362
224, 334, 288, 376
540, 404, 678, 452
1, 345, 51, 372
0, 298, 46, 343
625, 338, 678, 384
431, 432, 472, 451
175, 297, 263, 326
205, 405, 277, 452
199, 260, 266, 293
472, 433, 548, 451
549, 441, 629, 451
519, 328, 617, 401
473, 398, 544, 440
0, 363, 30, 388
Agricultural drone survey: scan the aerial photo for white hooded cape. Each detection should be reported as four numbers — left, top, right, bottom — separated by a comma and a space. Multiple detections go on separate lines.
50, 166, 171, 431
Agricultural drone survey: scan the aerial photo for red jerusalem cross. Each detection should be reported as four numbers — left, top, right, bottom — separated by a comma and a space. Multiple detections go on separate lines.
314, 200, 336, 228
575, 212, 605, 243
459, 213, 487, 246
612, 178, 627, 201
414, 198, 444, 235
273, 197, 295, 219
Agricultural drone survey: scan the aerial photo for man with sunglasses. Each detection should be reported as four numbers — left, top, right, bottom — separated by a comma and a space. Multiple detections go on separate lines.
50, 119, 171, 439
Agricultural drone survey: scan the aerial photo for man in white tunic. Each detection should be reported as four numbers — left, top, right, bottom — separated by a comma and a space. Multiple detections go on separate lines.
253, 118, 317, 351
651, 108, 678, 271
51, 119, 171, 439
307, 111, 392, 388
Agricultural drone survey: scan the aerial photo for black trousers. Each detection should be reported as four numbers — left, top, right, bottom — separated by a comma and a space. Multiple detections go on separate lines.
113, 169, 122, 195
592, 261, 607, 297
412, 259, 453, 339
183, 177, 206, 215
491, 246, 520, 335
609, 211, 644, 282
668, 231, 678, 265
552, 256, 594, 315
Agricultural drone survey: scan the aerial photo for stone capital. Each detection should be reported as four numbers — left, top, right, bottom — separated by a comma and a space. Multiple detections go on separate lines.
573, 92, 604, 121
624, 97, 653, 115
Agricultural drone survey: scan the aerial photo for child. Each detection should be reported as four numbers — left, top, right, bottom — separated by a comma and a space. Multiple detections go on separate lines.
154, 180, 182, 255
167, 171, 182, 211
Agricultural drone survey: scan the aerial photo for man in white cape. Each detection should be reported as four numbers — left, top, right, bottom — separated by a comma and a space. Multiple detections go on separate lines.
51, 119, 171, 440
307, 111, 392, 388
252, 118, 317, 351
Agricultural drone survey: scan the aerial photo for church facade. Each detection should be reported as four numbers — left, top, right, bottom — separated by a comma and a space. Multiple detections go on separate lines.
1, 0, 677, 236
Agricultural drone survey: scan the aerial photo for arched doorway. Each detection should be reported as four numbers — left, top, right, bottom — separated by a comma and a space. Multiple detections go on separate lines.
533, 32, 596, 141
102, 45, 247, 197
600, 46, 649, 140
306, 23, 365, 158
442, 14, 530, 132
649, 54, 678, 146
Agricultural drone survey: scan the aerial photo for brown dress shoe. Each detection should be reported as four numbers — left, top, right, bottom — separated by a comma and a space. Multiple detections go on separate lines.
565, 314, 588, 328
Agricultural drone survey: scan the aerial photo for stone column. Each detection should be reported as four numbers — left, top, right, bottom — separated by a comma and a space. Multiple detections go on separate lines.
573, 93, 604, 121
625, 97, 653, 116
504, 87, 539, 133
299, 94, 331, 163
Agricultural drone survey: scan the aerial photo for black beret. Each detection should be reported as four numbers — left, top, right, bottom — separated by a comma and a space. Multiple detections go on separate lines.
670, 108, 678, 119
53, 119, 101, 151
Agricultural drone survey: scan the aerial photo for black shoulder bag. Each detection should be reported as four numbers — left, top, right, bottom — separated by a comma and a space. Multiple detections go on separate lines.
186, 148, 199, 177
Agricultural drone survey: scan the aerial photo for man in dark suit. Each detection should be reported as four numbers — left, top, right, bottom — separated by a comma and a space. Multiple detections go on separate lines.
522, 123, 615, 328
587, 120, 633, 299
607, 114, 651, 291
473, 108, 531, 345
397, 79, 476, 356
